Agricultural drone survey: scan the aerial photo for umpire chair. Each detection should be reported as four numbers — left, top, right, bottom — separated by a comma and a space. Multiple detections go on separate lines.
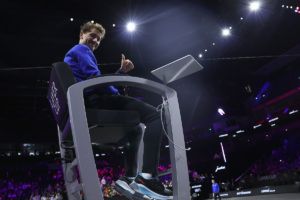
47, 62, 190, 200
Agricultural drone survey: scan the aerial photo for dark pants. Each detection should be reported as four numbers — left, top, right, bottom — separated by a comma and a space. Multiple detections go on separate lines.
85, 94, 163, 177
213, 192, 221, 200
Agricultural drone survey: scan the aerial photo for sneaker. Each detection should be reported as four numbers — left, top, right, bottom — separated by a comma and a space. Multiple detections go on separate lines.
116, 177, 153, 200
130, 175, 173, 200
115, 176, 135, 195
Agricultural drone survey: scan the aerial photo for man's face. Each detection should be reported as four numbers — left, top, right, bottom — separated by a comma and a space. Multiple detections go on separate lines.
80, 28, 102, 51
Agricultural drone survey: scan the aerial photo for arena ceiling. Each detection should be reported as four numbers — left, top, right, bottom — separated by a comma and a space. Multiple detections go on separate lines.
0, 0, 299, 143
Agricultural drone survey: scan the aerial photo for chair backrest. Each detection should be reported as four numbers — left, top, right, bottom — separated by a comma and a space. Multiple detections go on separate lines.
47, 62, 76, 131
47, 62, 141, 145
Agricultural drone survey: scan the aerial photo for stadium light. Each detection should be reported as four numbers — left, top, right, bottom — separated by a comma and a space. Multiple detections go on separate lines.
126, 21, 136, 32
249, 1, 261, 12
222, 28, 231, 37
218, 108, 226, 116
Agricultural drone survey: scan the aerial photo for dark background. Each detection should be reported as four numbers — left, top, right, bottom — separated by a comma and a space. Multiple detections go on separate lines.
0, 0, 299, 176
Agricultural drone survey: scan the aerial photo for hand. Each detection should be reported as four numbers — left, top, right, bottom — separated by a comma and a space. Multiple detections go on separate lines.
120, 54, 134, 73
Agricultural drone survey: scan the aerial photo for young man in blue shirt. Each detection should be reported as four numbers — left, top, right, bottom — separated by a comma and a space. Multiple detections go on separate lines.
211, 179, 221, 200
64, 21, 172, 200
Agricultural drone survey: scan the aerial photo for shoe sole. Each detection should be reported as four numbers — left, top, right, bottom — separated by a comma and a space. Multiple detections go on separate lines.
115, 181, 153, 200
130, 182, 173, 200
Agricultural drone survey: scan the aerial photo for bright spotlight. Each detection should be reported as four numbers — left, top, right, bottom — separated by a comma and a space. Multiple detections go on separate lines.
218, 108, 225, 116
126, 21, 136, 32
198, 54, 203, 58
222, 28, 231, 37
249, 1, 261, 12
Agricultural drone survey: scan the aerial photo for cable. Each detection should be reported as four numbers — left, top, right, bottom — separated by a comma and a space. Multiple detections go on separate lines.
201, 53, 300, 61
1, 53, 299, 71
0, 66, 51, 71
0, 62, 121, 71
156, 98, 190, 152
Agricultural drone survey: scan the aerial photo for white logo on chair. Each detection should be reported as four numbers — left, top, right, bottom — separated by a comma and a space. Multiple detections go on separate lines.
50, 81, 60, 115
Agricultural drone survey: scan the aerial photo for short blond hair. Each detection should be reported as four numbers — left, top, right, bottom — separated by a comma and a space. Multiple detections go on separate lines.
80, 21, 106, 38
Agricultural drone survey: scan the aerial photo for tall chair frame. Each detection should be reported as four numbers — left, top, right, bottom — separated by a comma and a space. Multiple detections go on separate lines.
66, 75, 190, 200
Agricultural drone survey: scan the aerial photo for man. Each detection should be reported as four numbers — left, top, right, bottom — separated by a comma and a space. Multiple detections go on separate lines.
64, 21, 172, 200
211, 179, 221, 200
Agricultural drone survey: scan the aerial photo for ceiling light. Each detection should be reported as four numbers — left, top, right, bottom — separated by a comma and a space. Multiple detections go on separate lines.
126, 21, 136, 32
253, 124, 262, 129
289, 110, 298, 115
219, 134, 228, 138
249, 1, 261, 12
268, 117, 279, 123
236, 130, 245, 134
218, 108, 225, 116
222, 28, 231, 37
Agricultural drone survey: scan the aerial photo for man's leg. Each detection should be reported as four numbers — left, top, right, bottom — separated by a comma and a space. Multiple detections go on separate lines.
86, 94, 172, 199
109, 96, 173, 199
86, 94, 163, 175
106, 95, 163, 176
85, 94, 142, 194
115, 126, 143, 196
124, 125, 143, 177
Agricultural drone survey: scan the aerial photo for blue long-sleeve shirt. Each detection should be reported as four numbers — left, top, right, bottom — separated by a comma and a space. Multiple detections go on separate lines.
64, 44, 119, 95
212, 183, 220, 193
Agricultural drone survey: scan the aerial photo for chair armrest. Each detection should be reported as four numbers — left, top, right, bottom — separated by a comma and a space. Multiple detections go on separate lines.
68, 75, 176, 99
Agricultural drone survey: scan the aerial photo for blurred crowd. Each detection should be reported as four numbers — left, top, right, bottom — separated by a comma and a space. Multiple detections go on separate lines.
1, 136, 300, 199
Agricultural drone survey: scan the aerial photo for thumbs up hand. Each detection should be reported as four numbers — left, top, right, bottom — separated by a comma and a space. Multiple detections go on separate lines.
120, 53, 134, 73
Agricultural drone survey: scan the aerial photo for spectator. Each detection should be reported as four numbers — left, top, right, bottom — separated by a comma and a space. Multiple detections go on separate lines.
211, 179, 221, 200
